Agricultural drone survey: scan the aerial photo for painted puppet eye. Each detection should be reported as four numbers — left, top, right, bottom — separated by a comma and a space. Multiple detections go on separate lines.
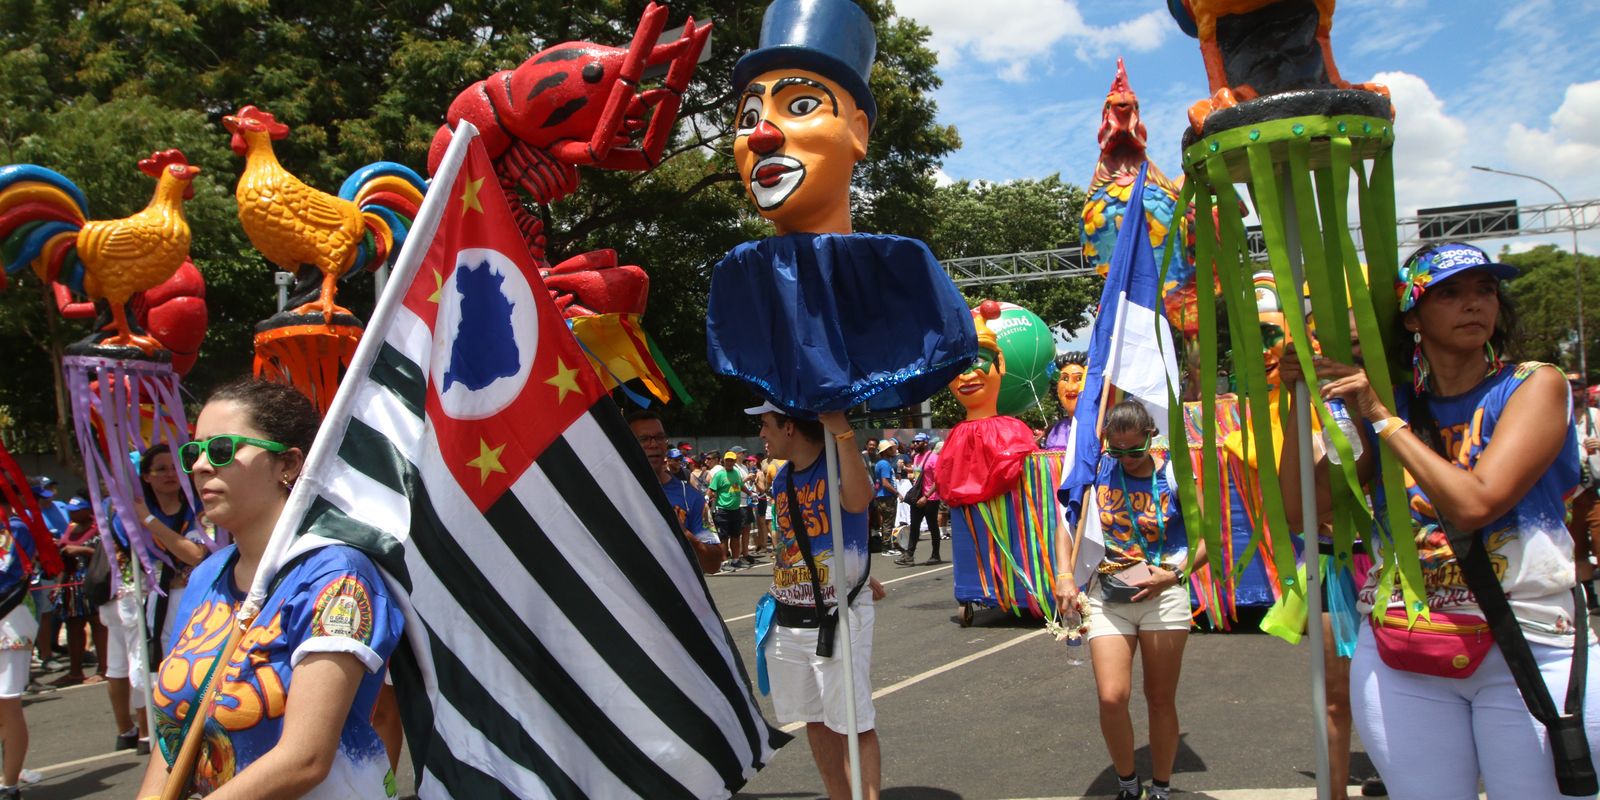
737, 95, 763, 134
787, 96, 821, 116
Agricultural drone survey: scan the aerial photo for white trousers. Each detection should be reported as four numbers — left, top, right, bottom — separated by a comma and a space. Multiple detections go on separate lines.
1352, 623, 1600, 799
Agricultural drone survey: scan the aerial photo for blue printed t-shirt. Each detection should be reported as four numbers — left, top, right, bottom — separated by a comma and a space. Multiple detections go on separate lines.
1359, 362, 1583, 647
872, 459, 895, 498
1093, 456, 1187, 574
154, 544, 403, 798
770, 456, 869, 608
663, 476, 719, 545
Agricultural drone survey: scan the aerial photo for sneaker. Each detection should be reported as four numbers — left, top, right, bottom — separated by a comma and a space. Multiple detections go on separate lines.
16, 769, 39, 786
115, 728, 138, 751
893, 555, 914, 566
923, 557, 944, 565
1361, 777, 1387, 797
1115, 789, 1143, 800
0, 783, 20, 799
136, 738, 150, 756
719, 559, 739, 573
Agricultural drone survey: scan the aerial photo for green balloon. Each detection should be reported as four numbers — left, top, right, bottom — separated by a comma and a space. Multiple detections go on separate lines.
991, 302, 1055, 416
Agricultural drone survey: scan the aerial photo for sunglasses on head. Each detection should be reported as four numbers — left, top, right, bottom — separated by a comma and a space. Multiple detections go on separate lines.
179, 434, 289, 473
1103, 435, 1152, 458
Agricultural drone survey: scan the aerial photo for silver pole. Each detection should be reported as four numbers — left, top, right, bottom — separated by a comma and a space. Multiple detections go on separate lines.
821, 433, 863, 800
1470, 166, 1585, 379
1281, 169, 1332, 800
274, 271, 294, 313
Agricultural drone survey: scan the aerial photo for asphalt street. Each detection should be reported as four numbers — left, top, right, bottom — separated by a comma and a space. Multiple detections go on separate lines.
26, 551, 1383, 799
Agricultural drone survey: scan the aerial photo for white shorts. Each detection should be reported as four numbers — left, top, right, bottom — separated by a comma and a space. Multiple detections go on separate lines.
1085, 579, 1192, 640
98, 596, 147, 705
0, 649, 27, 699
765, 599, 876, 734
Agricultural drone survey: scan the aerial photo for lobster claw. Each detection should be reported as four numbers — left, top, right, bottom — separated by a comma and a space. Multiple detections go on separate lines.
542, 249, 649, 318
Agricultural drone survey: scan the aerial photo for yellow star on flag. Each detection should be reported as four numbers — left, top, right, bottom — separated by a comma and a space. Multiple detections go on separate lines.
427, 269, 444, 303
459, 176, 484, 215
465, 438, 507, 485
546, 358, 582, 404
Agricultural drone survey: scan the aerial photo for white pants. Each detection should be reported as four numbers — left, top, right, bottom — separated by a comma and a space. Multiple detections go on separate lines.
98, 595, 146, 707
766, 599, 876, 734
1352, 623, 1600, 799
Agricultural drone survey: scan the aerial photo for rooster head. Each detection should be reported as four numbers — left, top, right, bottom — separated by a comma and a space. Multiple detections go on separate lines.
222, 105, 291, 156
138, 149, 201, 200
1096, 58, 1148, 168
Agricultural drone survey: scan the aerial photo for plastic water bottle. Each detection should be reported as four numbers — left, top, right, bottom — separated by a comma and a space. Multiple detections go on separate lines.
1063, 610, 1085, 666
1322, 397, 1364, 465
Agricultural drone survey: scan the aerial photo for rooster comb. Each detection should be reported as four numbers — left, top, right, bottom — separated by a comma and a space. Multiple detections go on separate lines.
138, 149, 191, 178
1107, 57, 1134, 101
233, 105, 290, 137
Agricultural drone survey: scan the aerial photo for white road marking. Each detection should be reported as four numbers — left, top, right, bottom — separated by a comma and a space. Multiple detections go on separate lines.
720, 564, 953, 623
778, 627, 1049, 733
32, 748, 139, 775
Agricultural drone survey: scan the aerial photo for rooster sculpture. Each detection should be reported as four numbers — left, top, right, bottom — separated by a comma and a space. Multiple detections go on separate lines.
224, 105, 427, 322
1082, 59, 1190, 292
1168, 0, 1389, 133
0, 151, 208, 363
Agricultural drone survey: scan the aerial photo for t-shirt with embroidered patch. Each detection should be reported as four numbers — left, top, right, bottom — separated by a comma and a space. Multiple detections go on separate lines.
153, 544, 403, 798
769, 456, 868, 608
1359, 362, 1584, 647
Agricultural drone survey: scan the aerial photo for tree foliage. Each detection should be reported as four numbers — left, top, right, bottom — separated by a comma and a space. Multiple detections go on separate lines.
0, 0, 1096, 450
1501, 244, 1599, 382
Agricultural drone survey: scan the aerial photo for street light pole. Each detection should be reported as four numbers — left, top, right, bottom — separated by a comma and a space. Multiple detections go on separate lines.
1471, 165, 1587, 380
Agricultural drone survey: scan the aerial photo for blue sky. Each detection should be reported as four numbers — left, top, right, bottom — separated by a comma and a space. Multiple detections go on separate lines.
896, 0, 1600, 256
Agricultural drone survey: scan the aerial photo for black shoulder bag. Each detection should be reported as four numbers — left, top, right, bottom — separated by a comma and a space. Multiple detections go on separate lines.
1412, 395, 1597, 796
782, 464, 869, 659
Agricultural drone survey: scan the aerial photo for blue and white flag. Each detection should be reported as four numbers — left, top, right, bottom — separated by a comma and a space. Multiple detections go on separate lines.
1058, 163, 1180, 586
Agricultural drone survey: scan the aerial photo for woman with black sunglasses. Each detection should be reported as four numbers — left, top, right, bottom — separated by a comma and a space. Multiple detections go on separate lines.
1056, 399, 1204, 800
136, 379, 403, 799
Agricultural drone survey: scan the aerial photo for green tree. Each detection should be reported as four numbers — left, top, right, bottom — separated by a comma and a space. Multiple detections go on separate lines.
921, 176, 1099, 428
1501, 244, 1599, 382
1, 0, 962, 448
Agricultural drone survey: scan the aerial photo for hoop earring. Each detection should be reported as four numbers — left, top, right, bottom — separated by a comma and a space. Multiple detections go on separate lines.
1412, 331, 1430, 394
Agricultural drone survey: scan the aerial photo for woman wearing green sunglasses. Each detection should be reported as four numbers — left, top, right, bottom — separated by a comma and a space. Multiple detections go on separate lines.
1056, 399, 1204, 800
137, 379, 404, 799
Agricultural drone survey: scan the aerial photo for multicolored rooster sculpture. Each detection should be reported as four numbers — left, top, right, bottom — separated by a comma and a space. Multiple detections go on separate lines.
1081, 59, 1193, 319
225, 105, 428, 322
0, 151, 209, 366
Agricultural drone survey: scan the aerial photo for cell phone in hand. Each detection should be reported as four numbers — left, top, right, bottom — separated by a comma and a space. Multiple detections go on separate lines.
1118, 561, 1155, 585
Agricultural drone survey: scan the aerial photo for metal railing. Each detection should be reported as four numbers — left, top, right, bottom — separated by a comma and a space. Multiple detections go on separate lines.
941, 197, 1600, 287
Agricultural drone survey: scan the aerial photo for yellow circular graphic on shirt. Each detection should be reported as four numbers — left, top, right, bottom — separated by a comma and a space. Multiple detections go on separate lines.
311, 576, 374, 644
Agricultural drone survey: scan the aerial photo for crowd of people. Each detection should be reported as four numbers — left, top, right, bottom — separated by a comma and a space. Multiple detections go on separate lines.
0, 241, 1595, 800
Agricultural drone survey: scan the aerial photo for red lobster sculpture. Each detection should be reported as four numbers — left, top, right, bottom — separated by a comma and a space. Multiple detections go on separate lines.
428, 2, 711, 318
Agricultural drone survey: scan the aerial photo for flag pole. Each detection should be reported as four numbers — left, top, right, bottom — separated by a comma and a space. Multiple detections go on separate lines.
1281, 169, 1332, 800
241, 121, 480, 617
822, 433, 864, 800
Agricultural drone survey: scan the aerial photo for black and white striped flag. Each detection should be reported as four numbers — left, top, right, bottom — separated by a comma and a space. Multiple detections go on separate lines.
270, 124, 786, 799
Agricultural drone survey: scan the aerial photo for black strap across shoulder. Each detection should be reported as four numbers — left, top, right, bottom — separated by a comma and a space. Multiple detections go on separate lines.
1412, 394, 1596, 795
782, 458, 868, 658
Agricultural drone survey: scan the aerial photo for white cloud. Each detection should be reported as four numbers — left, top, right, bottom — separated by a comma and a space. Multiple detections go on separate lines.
932, 167, 955, 188
1504, 81, 1600, 201
895, 0, 1169, 80
1373, 70, 1470, 215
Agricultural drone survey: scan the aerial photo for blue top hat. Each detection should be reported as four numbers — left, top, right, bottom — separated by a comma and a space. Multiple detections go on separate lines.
733, 0, 878, 128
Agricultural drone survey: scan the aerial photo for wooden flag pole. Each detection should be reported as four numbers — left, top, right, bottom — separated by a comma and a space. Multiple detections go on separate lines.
822, 433, 864, 800
159, 614, 251, 800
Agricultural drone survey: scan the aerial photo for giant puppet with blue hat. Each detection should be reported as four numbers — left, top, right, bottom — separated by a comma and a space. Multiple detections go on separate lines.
705, 0, 977, 416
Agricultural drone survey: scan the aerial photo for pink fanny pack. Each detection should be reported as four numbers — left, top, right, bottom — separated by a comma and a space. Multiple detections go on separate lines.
1372, 608, 1494, 678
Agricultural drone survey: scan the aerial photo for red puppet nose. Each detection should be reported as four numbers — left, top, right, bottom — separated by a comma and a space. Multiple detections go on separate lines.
748, 121, 785, 155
